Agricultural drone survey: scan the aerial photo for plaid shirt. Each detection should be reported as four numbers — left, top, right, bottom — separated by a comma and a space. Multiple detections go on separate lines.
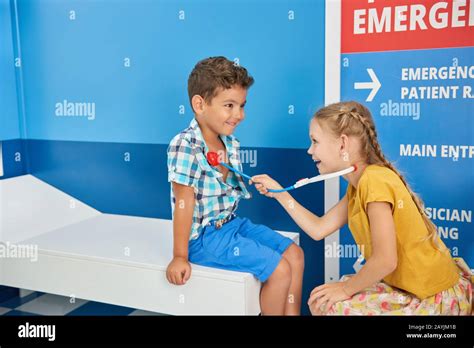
167, 118, 252, 240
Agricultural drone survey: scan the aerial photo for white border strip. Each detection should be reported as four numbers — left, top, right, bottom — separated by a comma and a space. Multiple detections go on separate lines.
324, 0, 341, 283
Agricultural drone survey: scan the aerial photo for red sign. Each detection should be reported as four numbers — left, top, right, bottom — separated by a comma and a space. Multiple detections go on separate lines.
342, 0, 474, 53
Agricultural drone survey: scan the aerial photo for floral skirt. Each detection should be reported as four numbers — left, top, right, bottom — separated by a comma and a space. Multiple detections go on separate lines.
327, 258, 472, 315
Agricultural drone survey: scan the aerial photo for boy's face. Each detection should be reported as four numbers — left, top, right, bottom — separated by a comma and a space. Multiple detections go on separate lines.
193, 85, 247, 137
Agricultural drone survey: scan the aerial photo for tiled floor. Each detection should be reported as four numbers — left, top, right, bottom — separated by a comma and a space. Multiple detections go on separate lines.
0, 285, 163, 316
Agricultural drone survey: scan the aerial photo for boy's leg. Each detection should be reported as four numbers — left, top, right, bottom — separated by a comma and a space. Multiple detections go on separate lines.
188, 217, 292, 314
281, 244, 305, 315
260, 257, 292, 315
237, 218, 305, 315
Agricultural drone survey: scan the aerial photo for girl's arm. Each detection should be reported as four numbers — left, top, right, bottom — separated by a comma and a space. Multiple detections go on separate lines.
342, 201, 398, 296
251, 174, 348, 241
274, 191, 348, 241
308, 201, 398, 314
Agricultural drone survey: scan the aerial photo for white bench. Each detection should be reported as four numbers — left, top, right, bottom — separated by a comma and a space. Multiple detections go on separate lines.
0, 175, 299, 315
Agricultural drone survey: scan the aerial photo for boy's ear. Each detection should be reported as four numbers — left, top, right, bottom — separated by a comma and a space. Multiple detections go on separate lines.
191, 95, 205, 115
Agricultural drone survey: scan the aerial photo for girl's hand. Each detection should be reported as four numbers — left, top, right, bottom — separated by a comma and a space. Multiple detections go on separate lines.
249, 174, 283, 198
308, 282, 352, 315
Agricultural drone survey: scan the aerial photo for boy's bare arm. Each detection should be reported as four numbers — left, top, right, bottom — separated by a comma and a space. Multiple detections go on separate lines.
166, 182, 195, 285
171, 182, 195, 258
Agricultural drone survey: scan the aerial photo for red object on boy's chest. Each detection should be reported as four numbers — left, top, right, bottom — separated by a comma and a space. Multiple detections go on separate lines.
206, 152, 220, 167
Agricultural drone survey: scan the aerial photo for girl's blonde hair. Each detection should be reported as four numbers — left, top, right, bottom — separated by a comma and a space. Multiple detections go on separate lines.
313, 101, 441, 249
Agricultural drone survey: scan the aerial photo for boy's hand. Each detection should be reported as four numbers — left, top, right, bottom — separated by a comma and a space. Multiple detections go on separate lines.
166, 257, 192, 285
249, 174, 284, 198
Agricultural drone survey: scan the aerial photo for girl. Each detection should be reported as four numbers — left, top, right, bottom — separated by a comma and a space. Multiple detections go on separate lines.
251, 101, 472, 315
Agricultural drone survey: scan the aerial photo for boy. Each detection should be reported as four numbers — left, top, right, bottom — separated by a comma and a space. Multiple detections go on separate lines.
166, 57, 304, 315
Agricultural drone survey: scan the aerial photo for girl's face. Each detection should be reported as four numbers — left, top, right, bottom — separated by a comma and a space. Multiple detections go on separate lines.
307, 119, 347, 174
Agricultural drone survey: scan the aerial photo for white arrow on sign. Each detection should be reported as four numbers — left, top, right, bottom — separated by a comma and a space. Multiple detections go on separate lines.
354, 68, 381, 102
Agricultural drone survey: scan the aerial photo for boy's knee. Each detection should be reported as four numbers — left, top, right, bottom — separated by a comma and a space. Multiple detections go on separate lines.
270, 258, 292, 284
283, 244, 305, 269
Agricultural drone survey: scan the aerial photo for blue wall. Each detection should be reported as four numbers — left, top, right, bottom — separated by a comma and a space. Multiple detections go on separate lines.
0, 0, 20, 141
1, 0, 327, 315
1, 0, 28, 177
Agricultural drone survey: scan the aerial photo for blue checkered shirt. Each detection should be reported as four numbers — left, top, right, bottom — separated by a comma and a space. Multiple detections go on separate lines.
167, 118, 252, 240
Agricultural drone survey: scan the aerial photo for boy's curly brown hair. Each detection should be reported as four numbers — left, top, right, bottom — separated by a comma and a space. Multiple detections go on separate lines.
188, 56, 254, 111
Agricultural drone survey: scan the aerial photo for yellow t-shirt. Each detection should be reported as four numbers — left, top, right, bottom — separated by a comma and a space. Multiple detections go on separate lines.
346, 164, 459, 299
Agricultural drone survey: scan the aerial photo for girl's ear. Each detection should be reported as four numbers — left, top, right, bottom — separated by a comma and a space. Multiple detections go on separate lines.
340, 133, 349, 152
191, 95, 205, 115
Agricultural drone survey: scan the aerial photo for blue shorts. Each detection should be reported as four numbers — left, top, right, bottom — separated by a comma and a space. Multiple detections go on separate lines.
188, 216, 294, 282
